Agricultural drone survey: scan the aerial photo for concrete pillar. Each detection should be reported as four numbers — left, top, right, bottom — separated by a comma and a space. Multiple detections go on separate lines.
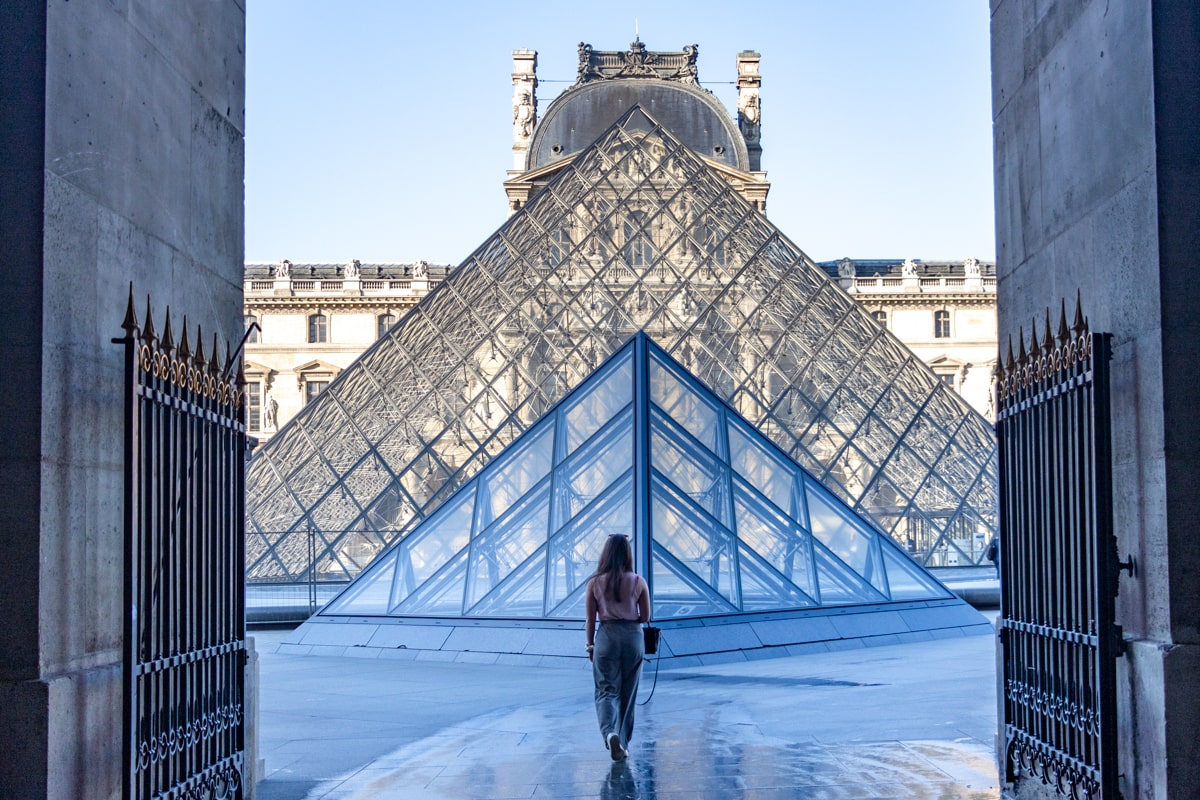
991, 0, 1200, 796
0, 2, 245, 796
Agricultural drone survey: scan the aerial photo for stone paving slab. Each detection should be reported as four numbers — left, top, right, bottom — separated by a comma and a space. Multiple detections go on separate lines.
253, 620, 1001, 799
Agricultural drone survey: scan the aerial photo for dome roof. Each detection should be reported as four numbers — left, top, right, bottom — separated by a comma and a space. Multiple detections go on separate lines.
527, 41, 748, 172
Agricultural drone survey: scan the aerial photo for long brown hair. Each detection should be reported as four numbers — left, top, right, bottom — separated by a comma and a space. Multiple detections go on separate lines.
592, 534, 634, 602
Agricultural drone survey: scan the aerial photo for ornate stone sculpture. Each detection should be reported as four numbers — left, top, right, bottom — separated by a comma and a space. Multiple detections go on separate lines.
738, 91, 761, 142
902, 258, 918, 278
574, 40, 702, 86
838, 257, 856, 280
964, 257, 981, 277
275, 259, 291, 279
413, 260, 429, 279
344, 259, 361, 279
513, 88, 535, 140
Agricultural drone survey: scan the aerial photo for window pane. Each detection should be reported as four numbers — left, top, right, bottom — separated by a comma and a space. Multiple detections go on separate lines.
309, 314, 328, 343
377, 313, 396, 339
561, 349, 633, 455
305, 381, 328, 404
247, 382, 261, 431
245, 315, 259, 344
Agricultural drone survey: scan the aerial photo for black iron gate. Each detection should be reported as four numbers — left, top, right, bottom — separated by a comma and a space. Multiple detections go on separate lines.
117, 290, 247, 799
995, 299, 1130, 799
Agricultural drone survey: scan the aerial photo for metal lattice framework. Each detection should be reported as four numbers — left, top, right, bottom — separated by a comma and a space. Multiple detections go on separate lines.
246, 106, 997, 585
322, 333, 951, 621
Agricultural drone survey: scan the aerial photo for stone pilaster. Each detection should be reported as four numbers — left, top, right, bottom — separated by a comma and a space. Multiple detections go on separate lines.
512, 49, 538, 171
736, 51, 762, 171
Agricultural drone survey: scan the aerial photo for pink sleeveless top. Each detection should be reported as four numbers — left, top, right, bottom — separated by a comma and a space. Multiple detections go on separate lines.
591, 572, 646, 621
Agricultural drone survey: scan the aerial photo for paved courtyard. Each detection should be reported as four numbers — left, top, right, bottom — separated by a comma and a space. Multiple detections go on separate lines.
253, 615, 1001, 799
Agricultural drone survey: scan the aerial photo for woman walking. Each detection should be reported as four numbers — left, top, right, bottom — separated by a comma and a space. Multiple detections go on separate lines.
585, 534, 652, 761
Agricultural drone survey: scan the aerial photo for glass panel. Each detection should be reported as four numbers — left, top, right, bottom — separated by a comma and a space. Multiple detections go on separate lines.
395, 549, 468, 616
478, 422, 554, 528
737, 543, 816, 611
466, 487, 551, 609
733, 486, 815, 597
805, 483, 877, 580
651, 414, 731, 526
546, 477, 634, 615
554, 411, 633, 526
649, 352, 721, 455
390, 486, 475, 607
881, 545, 949, 601
728, 419, 799, 517
812, 544, 884, 605
651, 542, 738, 619
467, 546, 548, 617
561, 348, 633, 456
323, 554, 396, 615
651, 478, 738, 607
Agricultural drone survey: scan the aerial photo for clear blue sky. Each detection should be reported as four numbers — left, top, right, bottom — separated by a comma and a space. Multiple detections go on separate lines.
245, 1, 995, 266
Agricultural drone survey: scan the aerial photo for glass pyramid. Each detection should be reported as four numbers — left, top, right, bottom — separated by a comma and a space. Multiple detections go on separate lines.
246, 106, 997, 586
323, 334, 950, 620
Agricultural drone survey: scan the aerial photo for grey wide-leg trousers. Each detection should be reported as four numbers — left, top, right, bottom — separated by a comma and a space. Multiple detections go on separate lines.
593, 620, 644, 748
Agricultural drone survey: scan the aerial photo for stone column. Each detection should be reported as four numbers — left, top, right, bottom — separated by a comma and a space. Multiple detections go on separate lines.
511, 49, 538, 171
736, 51, 762, 171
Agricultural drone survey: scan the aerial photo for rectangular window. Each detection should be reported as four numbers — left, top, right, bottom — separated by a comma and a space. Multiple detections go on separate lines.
245, 315, 259, 344
934, 310, 951, 338
872, 310, 888, 329
247, 382, 261, 431
308, 314, 328, 343
377, 313, 396, 339
305, 380, 328, 404
938, 373, 957, 390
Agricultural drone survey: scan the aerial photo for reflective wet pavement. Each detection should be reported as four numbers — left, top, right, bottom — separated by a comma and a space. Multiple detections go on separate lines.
254, 624, 1000, 799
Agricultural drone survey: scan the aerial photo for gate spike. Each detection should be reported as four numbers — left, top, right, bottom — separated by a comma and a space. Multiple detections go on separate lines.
177, 315, 191, 360
1057, 298, 1071, 344
1042, 309, 1054, 355
209, 333, 222, 376
1072, 289, 1086, 335
143, 297, 157, 344
1017, 328, 1027, 365
1006, 335, 1016, 373
121, 282, 139, 335
161, 308, 175, 353
193, 324, 206, 366
1028, 319, 1039, 357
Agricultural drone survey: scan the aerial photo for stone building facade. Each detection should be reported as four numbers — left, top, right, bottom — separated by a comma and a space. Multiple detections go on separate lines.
242, 259, 450, 443
821, 257, 998, 420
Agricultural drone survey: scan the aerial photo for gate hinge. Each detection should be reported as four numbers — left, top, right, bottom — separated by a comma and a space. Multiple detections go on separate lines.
1113, 625, 1128, 657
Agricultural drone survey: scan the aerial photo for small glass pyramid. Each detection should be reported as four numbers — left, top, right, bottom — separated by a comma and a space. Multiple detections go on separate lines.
323, 334, 950, 620
246, 105, 998, 587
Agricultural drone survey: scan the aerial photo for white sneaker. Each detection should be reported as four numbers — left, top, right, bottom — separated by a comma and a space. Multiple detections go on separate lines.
607, 733, 626, 761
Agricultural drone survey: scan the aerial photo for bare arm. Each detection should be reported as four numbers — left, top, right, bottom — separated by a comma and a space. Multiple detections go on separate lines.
637, 576, 651, 623
585, 579, 597, 661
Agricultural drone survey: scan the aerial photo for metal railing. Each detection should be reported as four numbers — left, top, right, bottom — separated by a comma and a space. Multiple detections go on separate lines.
995, 297, 1131, 799
117, 289, 247, 800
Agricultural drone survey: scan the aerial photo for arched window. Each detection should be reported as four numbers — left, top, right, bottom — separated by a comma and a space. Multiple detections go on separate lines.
934, 310, 951, 338
308, 313, 328, 343
244, 315, 259, 344
871, 310, 888, 329
377, 313, 396, 339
